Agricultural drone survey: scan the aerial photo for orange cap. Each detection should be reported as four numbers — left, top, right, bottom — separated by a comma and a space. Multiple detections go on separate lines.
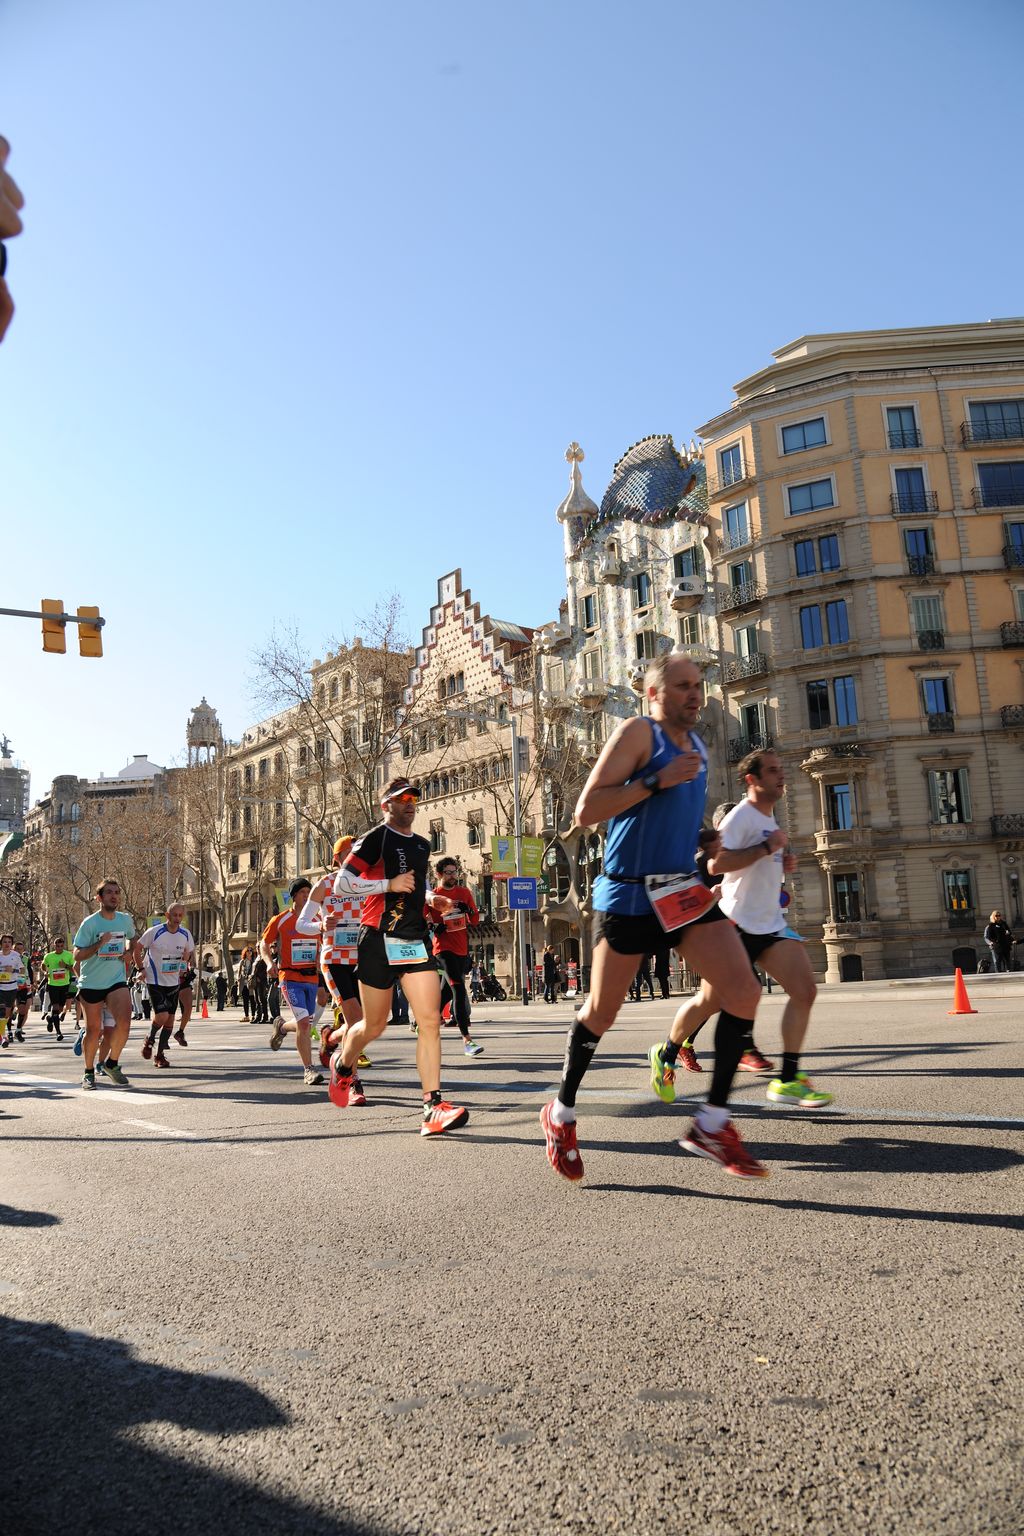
332, 835, 353, 866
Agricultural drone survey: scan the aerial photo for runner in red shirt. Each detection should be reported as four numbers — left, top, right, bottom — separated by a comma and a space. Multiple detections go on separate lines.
426, 857, 483, 1057
260, 880, 326, 1088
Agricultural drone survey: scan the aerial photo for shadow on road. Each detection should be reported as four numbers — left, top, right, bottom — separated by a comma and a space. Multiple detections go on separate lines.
0, 1204, 59, 1227
2, 1315, 383, 1536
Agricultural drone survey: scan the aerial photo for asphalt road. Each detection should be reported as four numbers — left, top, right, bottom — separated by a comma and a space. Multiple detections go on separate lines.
2, 976, 1022, 1536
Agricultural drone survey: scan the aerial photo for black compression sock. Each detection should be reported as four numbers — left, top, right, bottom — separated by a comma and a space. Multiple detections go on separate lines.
558, 1019, 600, 1108
158, 1027, 172, 1054
781, 1052, 800, 1083
708, 1011, 753, 1108
662, 1039, 680, 1065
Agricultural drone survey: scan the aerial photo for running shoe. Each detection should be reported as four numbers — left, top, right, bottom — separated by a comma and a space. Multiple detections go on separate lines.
738, 1048, 776, 1074
349, 1075, 367, 1107
141, 1040, 154, 1060
679, 1118, 769, 1178
46, 1019, 53, 1033
303, 1068, 324, 1087
679, 1045, 702, 1073
766, 1073, 832, 1108
102, 1062, 130, 1087
357, 1053, 372, 1069
648, 1043, 676, 1104
328, 1054, 352, 1108
81, 1068, 96, 1091
420, 1101, 469, 1136
464, 1039, 484, 1057
0, 1034, 8, 1049
155, 1054, 171, 1069
73, 1026, 85, 1057
269, 1017, 286, 1051
15, 1028, 24, 1042
441, 1003, 453, 1026
409, 1022, 418, 1035
318, 1035, 334, 1069
539, 1101, 584, 1182
54, 1027, 64, 1042
173, 1030, 188, 1047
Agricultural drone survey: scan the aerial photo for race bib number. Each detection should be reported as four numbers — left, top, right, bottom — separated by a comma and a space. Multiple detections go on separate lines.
383, 936, 429, 966
290, 939, 318, 967
442, 912, 467, 932
160, 957, 184, 978
644, 873, 718, 933
97, 936, 126, 961
51, 969, 68, 984
328, 926, 360, 963
0, 969, 12, 984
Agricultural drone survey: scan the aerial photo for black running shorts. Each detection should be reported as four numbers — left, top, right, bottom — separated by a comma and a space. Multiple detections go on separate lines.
594, 900, 727, 957
356, 928, 433, 991
147, 984, 182, 1017
735, 927, 790, 966
323, 961, 359, 1001
47, 985, 70, 1008
79, 981, 129, 1004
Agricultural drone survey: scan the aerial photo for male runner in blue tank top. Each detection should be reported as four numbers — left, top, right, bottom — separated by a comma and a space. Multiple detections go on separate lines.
540, 652, 768, 1181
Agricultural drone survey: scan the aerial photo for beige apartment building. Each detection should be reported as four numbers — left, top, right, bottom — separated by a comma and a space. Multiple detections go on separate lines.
699, 319, 1024, 980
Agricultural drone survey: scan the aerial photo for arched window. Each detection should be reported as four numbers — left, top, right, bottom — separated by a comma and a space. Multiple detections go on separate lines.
330, 678, 339, 703
316, 684, 326, 707
343, 674, 352, 697
545, 843, 572, 903
70, 802, 80, 822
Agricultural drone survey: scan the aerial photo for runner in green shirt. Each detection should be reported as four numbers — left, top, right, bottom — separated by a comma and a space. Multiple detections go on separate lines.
41, 945, 75, 1041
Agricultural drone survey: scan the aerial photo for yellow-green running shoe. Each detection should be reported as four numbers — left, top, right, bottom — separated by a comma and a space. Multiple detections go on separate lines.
649, 1042, 676, 1104
766, 1072, 832, 1108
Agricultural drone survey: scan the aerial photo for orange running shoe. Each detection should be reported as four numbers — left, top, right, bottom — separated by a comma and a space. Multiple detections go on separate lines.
540, 1101, 584, 1182
420, 1101, 469, 1135
328, 1053, 352, 1108
679, 1117, 769, 1179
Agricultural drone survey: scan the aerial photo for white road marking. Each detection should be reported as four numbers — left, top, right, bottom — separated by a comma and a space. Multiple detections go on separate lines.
124, 1118, 198, 1140
0, 1069, 181, 1103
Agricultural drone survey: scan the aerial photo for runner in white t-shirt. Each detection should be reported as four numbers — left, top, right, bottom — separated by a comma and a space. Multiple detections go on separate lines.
138, 903, 196, 1069
711, 748, 832, 1108
0, 934, 26, 1046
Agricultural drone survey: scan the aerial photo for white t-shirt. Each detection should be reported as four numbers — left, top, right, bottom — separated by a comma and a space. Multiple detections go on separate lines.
139, 924, 195, 988
717, 800, 786, 935
0, 948, 26, 991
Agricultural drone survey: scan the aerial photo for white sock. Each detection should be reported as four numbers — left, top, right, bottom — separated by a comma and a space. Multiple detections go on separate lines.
695, 1102, 729, 1133
550, 1098, 576, 1126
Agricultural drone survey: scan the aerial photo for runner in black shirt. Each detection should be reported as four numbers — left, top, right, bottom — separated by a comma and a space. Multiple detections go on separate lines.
327, 778, 469, 1136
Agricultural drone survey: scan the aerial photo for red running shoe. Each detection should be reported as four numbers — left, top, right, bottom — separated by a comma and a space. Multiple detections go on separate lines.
679, 1118, 769, 1179
420, 1101, 469, 1136
349, 1074, 366, 1107
738, 1048, 775, 1074
441, 1003, 453, 1026
173, 1030, 188, 1047
141, 1040, 153, 1060
539, 1101, 584, 1182
154, 1054, 172, 1069
318, 1033, 335, 1069
679, 1046, 702, 1073
328, 1053, 352, 1108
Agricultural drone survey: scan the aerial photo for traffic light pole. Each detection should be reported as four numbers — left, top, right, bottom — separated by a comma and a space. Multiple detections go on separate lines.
0, 604, 105, 655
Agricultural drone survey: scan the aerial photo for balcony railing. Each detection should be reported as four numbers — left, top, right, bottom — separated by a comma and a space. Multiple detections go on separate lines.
1000, 705, 1024, 728
973, 485, 1024, 510
887, 427, 922, 449
1002, 544, 1024, 569
890, 490, 938, 516
721, 528, 751, 552
716, 580, 765, 614
926, 711, 955, 733
724, 652, 771, 683
961, 421, 1024, 446
947, 912, 976, 931
992, 813, 1024, 837
906, 554, 935, 577
727, 732, 774, 763
1001, 622, 1024, 647
917, 629, 946, 651
706, 465, 755, 498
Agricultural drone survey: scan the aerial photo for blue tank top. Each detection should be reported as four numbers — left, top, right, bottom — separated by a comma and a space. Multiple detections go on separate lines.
593, 720, 708, 917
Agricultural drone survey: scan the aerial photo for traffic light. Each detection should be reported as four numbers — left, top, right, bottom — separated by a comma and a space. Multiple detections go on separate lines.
41, 599, 66, 654
77, 605, 103, 658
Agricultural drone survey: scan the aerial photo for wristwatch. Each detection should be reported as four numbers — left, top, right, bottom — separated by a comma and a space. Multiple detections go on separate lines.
642, 772, 661, 795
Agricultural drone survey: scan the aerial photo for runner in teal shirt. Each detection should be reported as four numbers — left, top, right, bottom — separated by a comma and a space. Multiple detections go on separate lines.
72, 879, 139, 1090
74, 909, 137, 992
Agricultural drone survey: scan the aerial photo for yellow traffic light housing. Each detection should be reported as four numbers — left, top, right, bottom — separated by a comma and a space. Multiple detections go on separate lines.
42, 599, 66, 654
77, 605, 103, 658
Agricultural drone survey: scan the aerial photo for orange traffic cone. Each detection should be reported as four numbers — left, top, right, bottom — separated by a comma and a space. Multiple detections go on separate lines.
200, 997, 209, 1019
948, 967, 977, 1015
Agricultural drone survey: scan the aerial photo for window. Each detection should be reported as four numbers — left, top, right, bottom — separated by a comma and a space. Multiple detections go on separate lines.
832, 873, 862, 922
741, 700, 767, 741
273, 845, 284, 879
912, 594, 944, 645
229, 771, 240, 797
362, 720, 370, 744
429, 820, 445, 854
583, 648, 604, 680
547, 659, 565, 692
826, 783, 853, 830
258, 757, 268, 780
800, 606, 824, 649
635, 630, 660, 661
229, 853, 239, 874
678, 613, 702, 645
819, 534, 840, 571
330, 678, 339, 702
673, 545, 704, 579
794, 539, 816, 577
719, 443, 744, 486
942, 869, 973, 914
297, 745, 308, 769
70, 827, 80, 845
249, 848, 257, 870
342, 674, 352, 697
787, 477, 835, 515
632, 571, 652, 609
734, 624, 759, 658
70, 802, 80, 821
1007, 521, 1024, 558
243, 805, 252, 830
826, 599, 850, 644
807, 680, 830, 730
929, 769, 971, 824
781, 416, 827, 454
582, 592, 598, 629
886, 405, 920, 449
893, 466, 929, 513
978, 461, 1024, 508
903, 526, 933, 573
833, 675, 858, 726
401, 735, 411, 758
969, 399, 1024, 441
274, 753, 284, 775
1016, 588, 1024, 622
456, 716, 468, 740
922, 676, 952, 715
467, 813, 483, 848
274, 801, 284, 826
243, 764, 253, 787
723, 502, 749, 549
730, 559, 752, 590
230, 809, 240, 835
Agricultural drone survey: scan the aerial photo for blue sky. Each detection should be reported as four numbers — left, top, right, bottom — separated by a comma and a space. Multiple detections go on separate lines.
2, 0, 1022, 797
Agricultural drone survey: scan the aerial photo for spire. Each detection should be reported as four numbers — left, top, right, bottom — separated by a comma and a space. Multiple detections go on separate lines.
555, 441, 599, 522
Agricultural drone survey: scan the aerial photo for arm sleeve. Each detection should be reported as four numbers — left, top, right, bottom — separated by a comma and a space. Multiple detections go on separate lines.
334, 828, 389, 897
333, 868, 389, 898
294, 896, 323, 935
